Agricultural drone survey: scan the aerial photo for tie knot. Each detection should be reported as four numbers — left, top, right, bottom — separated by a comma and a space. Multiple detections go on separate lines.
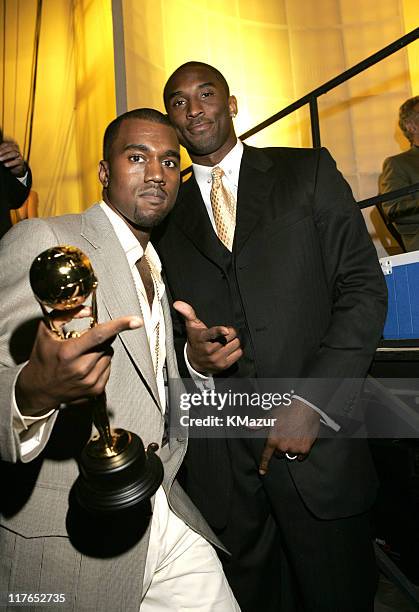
211, 166, 224, 182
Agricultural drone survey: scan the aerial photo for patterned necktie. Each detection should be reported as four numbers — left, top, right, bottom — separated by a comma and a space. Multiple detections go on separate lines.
210, 166, 237, 251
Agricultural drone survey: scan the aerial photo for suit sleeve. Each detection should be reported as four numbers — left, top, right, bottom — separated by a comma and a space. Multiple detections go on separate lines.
0, 163, 32, 210
0, 218, 59, 462
379, 156, 419, 221
298, 148, 388, 416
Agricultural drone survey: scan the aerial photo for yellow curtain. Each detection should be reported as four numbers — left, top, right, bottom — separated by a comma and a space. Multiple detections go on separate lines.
1, 0, 416, 253
402, 0, 419, 90
1, 0, 116, 218
73, 0, 116, 208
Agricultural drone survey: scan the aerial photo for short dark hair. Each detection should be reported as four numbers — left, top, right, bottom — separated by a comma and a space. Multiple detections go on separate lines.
103, 108, 173, 160
163, 62, 230, 108
399, 96, 419, 143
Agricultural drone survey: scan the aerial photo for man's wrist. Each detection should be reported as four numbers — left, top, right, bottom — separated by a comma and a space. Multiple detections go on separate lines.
185, 343, 208, 376
16, 367, 59, 417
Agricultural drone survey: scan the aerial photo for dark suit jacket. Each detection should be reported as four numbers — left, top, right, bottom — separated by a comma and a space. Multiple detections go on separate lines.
155, 145, 388, 523
0, 162, 32, 238
379, 146, 419, 250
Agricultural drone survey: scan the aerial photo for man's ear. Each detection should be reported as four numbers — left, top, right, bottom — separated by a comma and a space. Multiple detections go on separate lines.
228, 95, 238, 118
99, 160, 110, 188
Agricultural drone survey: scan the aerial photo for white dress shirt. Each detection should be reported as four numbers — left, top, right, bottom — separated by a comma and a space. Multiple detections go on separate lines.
183, 138, 244, 385
17, 172, 28, 186
101, 203, 167, 410
193, 139, 243, 233
100, 205, 236, 607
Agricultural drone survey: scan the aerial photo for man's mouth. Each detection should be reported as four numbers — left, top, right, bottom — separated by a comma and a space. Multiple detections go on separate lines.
187, 121, 213, 134
139, 189, 167, 203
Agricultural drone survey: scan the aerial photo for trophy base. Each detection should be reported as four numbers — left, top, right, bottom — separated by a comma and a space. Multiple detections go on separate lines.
74, 430, 164, 514
86, 428, 131, 458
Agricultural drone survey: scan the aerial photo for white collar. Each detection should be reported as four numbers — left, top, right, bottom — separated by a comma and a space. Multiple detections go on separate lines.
99, 201, 162, 274
192, 139, 244, 187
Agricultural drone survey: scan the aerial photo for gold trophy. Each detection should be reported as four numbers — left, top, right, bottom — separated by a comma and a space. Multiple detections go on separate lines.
29, 245, 163, 513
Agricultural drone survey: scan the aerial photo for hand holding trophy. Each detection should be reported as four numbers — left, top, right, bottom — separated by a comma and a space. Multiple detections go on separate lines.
29, 245, 164, 513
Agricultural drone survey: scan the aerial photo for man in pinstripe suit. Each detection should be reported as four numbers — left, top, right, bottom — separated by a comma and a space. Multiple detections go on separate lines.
155, 62, 387, 612
0, 108, 238, 611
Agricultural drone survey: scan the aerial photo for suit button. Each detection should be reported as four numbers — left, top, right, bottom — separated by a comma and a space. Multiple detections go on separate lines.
177, 437, 185, 443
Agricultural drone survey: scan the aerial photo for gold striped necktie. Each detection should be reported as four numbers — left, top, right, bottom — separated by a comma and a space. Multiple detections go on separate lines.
210, 166, 237, 251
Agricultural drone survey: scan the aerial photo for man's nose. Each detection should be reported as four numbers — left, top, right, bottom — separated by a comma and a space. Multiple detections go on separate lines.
186, 99, 204, 119
144, 159, 165, 183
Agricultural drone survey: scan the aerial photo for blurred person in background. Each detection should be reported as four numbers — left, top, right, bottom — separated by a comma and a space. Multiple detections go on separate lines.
0, 129, 32, 238
379, 95, 419, 251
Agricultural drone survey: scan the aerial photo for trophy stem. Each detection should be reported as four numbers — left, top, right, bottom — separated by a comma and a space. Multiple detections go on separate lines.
90, 287, 98, 328
88, 289, 121, 456
92, 393, 117, 456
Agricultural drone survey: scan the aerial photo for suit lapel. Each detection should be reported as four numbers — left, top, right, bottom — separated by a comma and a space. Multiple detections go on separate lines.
173, 177, 229, 271
234, 145, 276, 255
161, 292, 179, 380
80, 205, 161, 409
172, 146, 276, 262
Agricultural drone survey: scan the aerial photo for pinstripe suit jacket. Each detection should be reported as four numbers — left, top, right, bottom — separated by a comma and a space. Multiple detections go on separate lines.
155, 146, 388, 526
0, 204, 219, 611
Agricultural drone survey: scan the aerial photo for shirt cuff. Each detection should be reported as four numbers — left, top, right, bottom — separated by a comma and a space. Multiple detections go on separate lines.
292, 394, 340, 432
184, 344, 215, 391
12, 375, 57, 460
16, 171, 28, 187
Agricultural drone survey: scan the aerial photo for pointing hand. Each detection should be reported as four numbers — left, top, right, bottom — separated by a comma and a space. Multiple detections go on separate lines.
173, 300, 242, 374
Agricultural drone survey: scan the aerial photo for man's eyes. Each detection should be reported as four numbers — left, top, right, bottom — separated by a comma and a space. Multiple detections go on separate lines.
163, 160, 178, 168
128, 155, 178, 168
172, 91, 215, 107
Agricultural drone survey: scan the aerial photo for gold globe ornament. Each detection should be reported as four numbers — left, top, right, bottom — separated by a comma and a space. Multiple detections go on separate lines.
30, 245, 164, 513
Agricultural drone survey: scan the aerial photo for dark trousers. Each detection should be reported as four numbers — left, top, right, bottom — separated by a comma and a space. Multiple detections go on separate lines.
213, 438, 378, 612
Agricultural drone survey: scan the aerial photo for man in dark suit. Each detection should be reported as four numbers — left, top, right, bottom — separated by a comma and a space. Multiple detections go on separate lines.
155, 62, 388, 611
0, 131, 32, 238
379, 95, 419, 251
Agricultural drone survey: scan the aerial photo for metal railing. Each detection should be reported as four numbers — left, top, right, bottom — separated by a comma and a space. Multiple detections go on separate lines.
238, 27, 419, 215
182, 27, 419, 217
358, 182, 419, 210
238, 28, 418, 147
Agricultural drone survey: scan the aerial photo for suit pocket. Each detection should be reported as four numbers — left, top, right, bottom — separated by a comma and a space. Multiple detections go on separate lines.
263, 205, 312, 238
0, 484, 70, 538
0, 526, 81, 609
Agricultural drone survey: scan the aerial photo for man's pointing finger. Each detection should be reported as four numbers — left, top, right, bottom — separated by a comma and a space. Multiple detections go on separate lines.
173, 300, 206, 328
67, 316, 143, 356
